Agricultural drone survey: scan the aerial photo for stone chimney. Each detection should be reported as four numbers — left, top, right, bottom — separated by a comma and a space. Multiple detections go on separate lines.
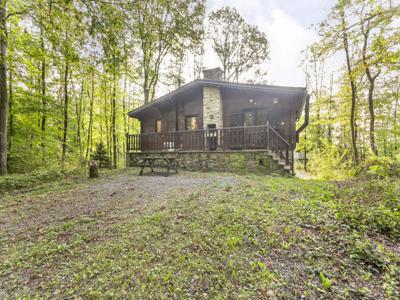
202, 67, 223, 81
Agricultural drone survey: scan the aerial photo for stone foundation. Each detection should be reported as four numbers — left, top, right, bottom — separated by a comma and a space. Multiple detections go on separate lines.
127, 151, 287, 175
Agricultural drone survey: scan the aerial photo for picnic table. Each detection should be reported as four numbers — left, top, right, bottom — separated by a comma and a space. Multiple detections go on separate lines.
138, 156, 178, 176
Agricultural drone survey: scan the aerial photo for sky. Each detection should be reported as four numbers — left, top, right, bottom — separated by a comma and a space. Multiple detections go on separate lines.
204, 0, 337, 87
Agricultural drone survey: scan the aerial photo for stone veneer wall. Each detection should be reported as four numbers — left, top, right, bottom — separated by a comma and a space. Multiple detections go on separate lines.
127, 151, 287, 175
203, 86, 222, 129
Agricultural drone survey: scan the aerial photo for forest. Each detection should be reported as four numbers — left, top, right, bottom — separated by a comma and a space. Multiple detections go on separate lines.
0, 0, 399, 178
1, 0, 400, 298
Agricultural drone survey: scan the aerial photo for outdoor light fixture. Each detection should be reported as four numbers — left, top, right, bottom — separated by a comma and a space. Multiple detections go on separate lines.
273, 97, 279, 104
249, 99, 254, 104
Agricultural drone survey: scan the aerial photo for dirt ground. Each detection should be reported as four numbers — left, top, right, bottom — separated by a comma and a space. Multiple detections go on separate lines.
0, 169, 236, 246
0, 169, 398, 299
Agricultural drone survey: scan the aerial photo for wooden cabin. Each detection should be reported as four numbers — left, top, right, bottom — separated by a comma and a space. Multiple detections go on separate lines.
126, 68, 309, 174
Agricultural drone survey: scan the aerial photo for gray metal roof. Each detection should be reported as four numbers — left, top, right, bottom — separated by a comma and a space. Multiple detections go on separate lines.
128, 79, 307, 118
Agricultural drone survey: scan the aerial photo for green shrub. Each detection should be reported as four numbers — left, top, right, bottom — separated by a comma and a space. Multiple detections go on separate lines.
355, 157, 400, 178
305, 143, 354, 180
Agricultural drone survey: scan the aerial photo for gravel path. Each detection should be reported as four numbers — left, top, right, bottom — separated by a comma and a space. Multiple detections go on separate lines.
0, 171, 237, 244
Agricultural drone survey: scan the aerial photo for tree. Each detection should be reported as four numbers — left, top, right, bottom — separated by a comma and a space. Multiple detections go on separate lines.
339, 4, 359, 164
42, 1, 86, 169
0, 0, 8, 175
127, 0, 205, 104
92, 142, 111, 169
358, 1, 398, 156
298, 0, 399, 176
209, 7, 269, 82
314, 0, 361, 163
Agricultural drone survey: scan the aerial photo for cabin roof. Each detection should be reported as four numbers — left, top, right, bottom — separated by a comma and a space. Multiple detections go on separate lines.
128, 79, 307, 118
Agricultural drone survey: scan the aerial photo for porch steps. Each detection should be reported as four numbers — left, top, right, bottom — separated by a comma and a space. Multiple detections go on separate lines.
266, 149, 292, 174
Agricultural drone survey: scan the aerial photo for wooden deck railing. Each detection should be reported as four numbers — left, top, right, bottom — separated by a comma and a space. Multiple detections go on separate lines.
126, 124, 294, 173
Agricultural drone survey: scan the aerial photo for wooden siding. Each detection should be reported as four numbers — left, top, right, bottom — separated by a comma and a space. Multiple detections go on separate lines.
221, 88, 297, 144
138, 86, 299, 145
139, 93, 203, 133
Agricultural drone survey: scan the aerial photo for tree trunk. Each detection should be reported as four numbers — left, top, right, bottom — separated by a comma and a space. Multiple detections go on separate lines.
394, 84, 399, 152
112, 72, 117, 169
327, 74, 334, 144
61, 60, 69, 168
8, 68, 12, 152
0, 0, 8, 175
143, 70, 149, 104
85, 68, 94, 161
361, 25, 379, 156
104, 87, 110, 157
367, 78, 378, 156
304, 132, 307, 172
341, 12, 359, 164
40, 28, 46, 158
122, 71, 127, 164
76, 78, 84, 166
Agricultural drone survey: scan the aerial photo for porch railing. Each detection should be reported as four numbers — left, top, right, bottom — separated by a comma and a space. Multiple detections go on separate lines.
126, 124, 294, 173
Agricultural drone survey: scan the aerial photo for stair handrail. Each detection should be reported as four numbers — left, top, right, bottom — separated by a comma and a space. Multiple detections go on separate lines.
266, 123, 293, 149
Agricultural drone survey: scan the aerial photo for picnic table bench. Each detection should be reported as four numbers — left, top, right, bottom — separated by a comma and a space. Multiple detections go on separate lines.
138, 156, 178, 176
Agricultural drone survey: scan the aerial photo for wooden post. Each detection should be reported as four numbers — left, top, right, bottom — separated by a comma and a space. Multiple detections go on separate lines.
126, 133, 129, 153
285, 145, 289, 164
244, 126, 246, 150
291, 149, 294, 175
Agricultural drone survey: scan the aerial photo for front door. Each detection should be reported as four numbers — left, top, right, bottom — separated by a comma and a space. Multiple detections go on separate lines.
207, 124, 218, 150
244, 110, 257, 126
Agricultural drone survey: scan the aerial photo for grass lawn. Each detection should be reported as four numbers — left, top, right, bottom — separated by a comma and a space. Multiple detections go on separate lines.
0, 169, 399, 299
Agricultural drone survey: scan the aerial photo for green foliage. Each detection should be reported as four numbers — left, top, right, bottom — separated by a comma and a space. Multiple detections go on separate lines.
335, 179, 400, 240
0, 168, 65, 192
304, 141, 354, 179
297, 0, 400, 178
355, 156, 400, 178
319, 272, 331, 290
350, 236, 390, 270
209, 6, 269, 82
91, 143, 111, 169
2, 0, 204, 175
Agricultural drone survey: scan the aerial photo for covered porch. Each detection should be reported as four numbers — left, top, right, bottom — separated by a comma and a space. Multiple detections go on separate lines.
126, 124, 294, 173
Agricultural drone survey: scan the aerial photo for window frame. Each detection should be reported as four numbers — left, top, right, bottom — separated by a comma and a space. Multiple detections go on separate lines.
155, 119, 162, 133
185, 115, 199, 131
243, 109, 258, 126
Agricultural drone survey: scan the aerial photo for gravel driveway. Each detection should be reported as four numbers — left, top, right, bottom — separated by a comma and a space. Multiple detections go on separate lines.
0, 170, 237, 244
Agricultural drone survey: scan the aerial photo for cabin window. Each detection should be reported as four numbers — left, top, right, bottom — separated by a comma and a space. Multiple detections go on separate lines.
230, 113, 243, 127
155, 119, 162, 133
185, 116, 198, 130
244, 111, 257, 126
